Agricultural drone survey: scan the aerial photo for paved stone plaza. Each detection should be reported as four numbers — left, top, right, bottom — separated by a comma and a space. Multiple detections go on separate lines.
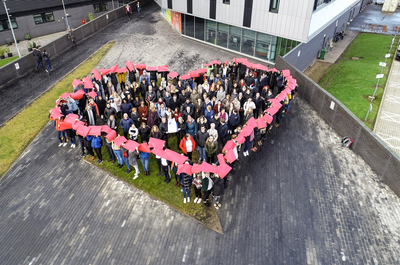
2, 2, 400, 265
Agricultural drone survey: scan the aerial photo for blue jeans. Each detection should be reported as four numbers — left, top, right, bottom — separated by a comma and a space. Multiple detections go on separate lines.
36, 60, 45, 70
123, 156, 131, 170
57, 130, 66, 143
114, 149, 123, 165
45, 59, 51, 70
244, 141, 250, 152
198, 146, 206, 160
183, 188, 191, 199
69, 136, 76, 144
137, 7, 140, 14
141, 157, 149, 171
286, 100, 292, 112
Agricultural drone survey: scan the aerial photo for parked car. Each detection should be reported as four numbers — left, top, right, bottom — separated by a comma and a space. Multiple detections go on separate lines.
396, 52, 400, 61
375, 0, 400, 6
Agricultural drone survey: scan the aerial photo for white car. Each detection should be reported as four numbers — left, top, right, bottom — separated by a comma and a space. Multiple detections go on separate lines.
376, 0, 400, 6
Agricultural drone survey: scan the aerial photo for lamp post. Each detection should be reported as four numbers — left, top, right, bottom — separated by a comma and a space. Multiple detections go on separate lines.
2, 0, 21, 58
61, 0, 69, 29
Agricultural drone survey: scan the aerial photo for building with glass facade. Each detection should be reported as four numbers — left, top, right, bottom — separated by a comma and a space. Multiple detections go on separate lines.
155, 0, 369, 70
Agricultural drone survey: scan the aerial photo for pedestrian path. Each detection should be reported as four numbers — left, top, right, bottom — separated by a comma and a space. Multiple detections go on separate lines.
2, 96, 400, 264
374, 59, 400, 156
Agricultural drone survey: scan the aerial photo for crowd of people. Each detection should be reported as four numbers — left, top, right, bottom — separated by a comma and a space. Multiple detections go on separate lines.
50, 58, 298, 208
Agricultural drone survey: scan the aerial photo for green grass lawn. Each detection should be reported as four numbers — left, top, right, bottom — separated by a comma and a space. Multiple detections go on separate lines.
84, 133, 221, 229
319, 33, 398, 128
0, 56, 19, 67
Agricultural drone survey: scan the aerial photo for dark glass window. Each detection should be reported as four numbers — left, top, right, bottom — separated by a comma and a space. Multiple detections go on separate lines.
93, 3, 108, 12
33, 12, 54, 24
185, 15, 195, 38
228, 25, 241, 52
269, 0, 279, 13
223, 0, 230, 4
0, 18, 17, 31
118, 1, 130, 7
205, 20, 216, 45
217, 23, 229, 48
195, 17, 205, 41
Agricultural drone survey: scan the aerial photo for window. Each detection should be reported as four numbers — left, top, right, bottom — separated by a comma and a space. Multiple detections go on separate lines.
223, 0, 230, 4
0, 18, 18, 31
205, 20, 216, 45
269, 0, 279, 13
241, 29, 256, 56
185, 15, 195, 38
228, 25, 241, 52
217, 23, 229, 48
93, 2, 108, 12
118, 1, 130, 7
195, 17, 205, 41
33, 12, 54, 24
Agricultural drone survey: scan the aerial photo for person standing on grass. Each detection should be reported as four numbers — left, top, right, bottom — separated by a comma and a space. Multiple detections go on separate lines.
127, 147, 140, 179
192, 173, 202, 204
140, 150, 150, 176
179, 133, 195, 161
201, 172, 213, 207
33, 46, 45, 71
87, 135, 103, 164
42, 49, 53, 72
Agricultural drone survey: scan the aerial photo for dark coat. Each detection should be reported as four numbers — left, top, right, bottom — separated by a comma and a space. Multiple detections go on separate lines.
148, 110, 159, 129
195, 130, 209, 148
213, 177, 225, 196
120, 102, 133, 115
120, 118, 134, 133
228, 113, 240, 128
139, 126, 151, 142
218, 123, 229, 140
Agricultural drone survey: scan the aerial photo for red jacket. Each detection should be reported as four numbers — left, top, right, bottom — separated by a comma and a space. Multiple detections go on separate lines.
179, 136, 196, 155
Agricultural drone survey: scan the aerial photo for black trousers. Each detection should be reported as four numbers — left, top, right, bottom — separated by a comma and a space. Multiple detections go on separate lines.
156, 158, 162, 174
86, 145, 94, 156
203, 189, 212, 202
194, 188, 202, 198
162, 165, 170, 179
94, 147, 102, 161
105, 144, 115, 162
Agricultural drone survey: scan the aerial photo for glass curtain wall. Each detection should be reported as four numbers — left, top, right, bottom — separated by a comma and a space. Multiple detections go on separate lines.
181, 14, 290, 63
217, 23, 229, 48
195, 17, 205, 41
205, 20, 217, 45
185, 15, 195, 38
228, 25, 241, 52
241, 29, 256, 56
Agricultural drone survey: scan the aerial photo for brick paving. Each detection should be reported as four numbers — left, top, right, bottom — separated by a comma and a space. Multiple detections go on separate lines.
2, 96, 400, 264
2, 2, 400, 264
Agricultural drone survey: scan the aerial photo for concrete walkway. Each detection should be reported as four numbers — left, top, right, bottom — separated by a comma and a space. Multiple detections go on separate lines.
0, 31, 67, 57
374, 58, 400, 156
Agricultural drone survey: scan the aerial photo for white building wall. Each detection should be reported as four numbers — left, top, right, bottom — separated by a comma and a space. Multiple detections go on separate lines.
173, 0, 187, 14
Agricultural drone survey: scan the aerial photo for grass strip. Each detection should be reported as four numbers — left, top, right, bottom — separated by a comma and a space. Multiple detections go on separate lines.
319, 33, 398, 128
0, 41, 115, 177
84, 132, 221, 231
0, 56, 19, 68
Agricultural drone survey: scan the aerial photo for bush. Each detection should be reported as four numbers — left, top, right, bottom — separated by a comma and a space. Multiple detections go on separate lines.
88, 12, 95, 21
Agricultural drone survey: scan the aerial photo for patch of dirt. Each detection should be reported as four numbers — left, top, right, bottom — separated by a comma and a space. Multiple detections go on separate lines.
349, 57, 363, 60
304, 61, 333, 83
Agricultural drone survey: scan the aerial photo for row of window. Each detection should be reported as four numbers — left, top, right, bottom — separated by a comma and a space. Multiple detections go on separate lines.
222, 0, 280, 13
0, 2, 117, 32
0, 11, 53, 32
181, 14, 299, 63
